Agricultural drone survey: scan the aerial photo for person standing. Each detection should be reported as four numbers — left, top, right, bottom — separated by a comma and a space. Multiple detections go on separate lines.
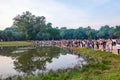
116, 39, 120, 55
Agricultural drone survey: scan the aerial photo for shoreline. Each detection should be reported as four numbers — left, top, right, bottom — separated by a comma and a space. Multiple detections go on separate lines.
0, 41, 32, 47
0, 41, 120, 79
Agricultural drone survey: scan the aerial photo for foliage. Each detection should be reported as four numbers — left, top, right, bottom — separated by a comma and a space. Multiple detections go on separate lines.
12, 11, 59, 40
0, 11, 120, 41
114, 26, 120, 38
70, 48, 120, 80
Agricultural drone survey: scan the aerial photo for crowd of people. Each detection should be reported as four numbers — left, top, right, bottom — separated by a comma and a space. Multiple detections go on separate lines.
33, 39, 120, 55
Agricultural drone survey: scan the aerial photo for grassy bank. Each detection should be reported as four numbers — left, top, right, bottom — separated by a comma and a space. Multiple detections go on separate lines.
0, 41, 32, 47
70, 48, 120, 80
4, 47, 120, 80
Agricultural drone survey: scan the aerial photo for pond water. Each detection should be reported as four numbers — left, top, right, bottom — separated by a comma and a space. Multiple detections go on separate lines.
0, 46, 87, 79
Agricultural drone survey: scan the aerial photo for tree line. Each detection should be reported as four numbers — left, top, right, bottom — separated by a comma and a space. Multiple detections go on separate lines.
0, 11, 120, 41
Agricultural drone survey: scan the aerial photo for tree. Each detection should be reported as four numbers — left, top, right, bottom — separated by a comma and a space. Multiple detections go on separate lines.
1, 11, 118, 40
73, 27, 87, 39
114, 26, 120, 38
97, 25, 111, 39
49, 28, 60, 40
108, 27, 115, 39
13, 11, 46, 40
0, 31, 3, 41
64, 29, 74, 39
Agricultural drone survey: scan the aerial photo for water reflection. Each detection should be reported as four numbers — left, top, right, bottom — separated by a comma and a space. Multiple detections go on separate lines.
14, 47, 66, 75
0, 46, 87, 78
0, 56, 17, 78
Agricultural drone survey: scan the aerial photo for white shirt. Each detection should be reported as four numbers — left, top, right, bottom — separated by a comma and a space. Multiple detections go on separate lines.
116, 44, 120, 49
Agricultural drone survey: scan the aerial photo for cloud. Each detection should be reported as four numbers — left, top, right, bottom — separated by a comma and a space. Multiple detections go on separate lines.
0, 0, 88, 30
0, 0, 120, 30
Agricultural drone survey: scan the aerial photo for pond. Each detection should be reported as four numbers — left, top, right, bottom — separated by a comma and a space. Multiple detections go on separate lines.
0, 46, 87, 79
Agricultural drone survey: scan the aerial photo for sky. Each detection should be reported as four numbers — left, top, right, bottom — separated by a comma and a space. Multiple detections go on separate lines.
0, 0, 120, 30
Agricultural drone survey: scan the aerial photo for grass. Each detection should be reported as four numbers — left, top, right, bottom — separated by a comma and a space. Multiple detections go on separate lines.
70, 47, 120, 80
0, 41, 32, 47
27, 48, 120, 80
2, 46, 120, 80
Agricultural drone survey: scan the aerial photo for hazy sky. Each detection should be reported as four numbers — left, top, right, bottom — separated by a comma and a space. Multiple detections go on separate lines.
0, 0, 120, 30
